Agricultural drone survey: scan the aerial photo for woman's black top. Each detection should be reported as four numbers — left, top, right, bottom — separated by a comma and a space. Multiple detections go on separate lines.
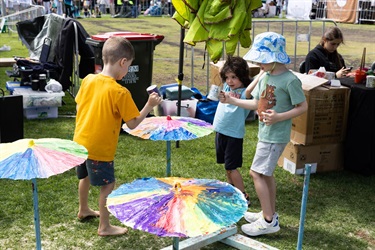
304, 44, 345, 73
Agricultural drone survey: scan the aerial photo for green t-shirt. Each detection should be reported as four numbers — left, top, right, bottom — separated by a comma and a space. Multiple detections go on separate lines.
252, 70, 306, 143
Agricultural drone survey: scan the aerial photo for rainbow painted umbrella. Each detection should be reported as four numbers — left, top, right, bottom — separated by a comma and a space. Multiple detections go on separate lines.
122, 116, 214, 177
107, 177, 248, 238
0, 138, 88, 250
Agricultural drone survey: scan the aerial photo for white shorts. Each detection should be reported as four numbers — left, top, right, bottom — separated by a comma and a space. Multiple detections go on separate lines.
251, 141, 286, 176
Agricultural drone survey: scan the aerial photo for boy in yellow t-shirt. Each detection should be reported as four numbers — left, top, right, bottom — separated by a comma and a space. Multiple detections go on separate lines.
73, 36, 162, 236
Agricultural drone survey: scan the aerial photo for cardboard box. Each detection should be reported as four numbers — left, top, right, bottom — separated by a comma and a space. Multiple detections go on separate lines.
290, 72, 350, 145
278, 141, 343, 174
291, 85, 350, 145
210, 61, 261, 86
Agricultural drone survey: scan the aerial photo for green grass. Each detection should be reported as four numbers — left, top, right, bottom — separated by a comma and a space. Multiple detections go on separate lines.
1, 15, 375, 250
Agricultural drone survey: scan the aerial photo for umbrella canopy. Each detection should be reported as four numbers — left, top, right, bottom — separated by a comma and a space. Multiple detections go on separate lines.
0, 138, 87, 250
122, 116, 214, 177
107, 177, 248, 238
122, 115, 214, 141
0, 138, 88, 180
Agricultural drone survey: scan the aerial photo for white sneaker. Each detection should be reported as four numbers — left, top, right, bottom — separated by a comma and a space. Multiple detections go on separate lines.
0, 45, 11, 51
244, 211, 263, 223
241, 216, 280, 236
244, 211, 279, 223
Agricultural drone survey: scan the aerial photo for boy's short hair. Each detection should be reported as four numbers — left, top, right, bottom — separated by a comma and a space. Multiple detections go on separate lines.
102, 36, 135, 65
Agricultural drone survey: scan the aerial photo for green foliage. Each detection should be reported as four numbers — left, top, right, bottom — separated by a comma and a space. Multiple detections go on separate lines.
1, 16, 375, 250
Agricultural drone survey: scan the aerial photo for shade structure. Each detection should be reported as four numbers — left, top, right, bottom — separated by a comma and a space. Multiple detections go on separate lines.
122, 116, 214, 176
0, 138, 87, 250
123, 115, 214, 141
107, 177, 248, 238
0, 138, 88, 179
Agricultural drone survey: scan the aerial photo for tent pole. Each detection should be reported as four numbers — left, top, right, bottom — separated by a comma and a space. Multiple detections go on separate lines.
176, 28, 185, 148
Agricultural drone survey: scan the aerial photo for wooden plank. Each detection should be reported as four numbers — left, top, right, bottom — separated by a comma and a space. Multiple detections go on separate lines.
161, 225, 237, 250
220, 234, 279, 250
0, 58, 15, 67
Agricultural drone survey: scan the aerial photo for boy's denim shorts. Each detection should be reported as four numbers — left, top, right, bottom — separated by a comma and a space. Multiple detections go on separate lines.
76, 159, 115, 186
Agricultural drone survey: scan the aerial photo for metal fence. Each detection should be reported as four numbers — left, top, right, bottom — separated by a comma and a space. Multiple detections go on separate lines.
249, 19, 337, 71
314, 0, 375, 24
357, 0, 375, 23
185, 19, 338, 92
0, 4, 45, 32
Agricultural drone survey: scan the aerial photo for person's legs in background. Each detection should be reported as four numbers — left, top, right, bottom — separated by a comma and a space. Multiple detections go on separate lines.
55, 0, 63, 15
43, 0, 51, 14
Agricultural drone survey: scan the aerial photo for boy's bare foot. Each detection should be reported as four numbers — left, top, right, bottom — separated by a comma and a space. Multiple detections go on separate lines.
77, 210, 100, 221
98, 225, 128, 236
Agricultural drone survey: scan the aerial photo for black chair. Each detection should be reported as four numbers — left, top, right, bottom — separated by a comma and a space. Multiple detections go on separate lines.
299, 61, 306, 73
371, 61, 375, 71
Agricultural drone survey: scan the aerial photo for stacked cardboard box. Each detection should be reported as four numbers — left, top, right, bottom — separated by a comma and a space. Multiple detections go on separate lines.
278, 72, 350, 174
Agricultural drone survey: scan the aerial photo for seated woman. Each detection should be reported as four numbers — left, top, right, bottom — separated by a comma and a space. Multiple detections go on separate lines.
304, 26, 350, 78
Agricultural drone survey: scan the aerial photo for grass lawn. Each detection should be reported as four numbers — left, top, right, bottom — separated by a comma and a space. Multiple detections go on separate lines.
0, 15, 375, 250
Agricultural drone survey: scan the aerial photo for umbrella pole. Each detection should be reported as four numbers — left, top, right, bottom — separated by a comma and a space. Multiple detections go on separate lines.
32, 178, 42, 250
173, 237, 179, 250
297, 164, 311, 250
166, 141, 171, 177
176, 28, 185, 149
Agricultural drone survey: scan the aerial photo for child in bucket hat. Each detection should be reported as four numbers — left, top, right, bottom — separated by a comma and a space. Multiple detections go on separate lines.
219, 31, 308, 237
243, 31, 291, 65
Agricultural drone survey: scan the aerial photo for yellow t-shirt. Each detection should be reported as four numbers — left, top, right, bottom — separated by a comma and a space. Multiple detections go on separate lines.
74, 73, 140, 161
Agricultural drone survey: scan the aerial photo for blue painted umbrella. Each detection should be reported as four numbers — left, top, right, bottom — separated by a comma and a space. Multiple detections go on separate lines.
122, 115, 214, 177
107, 177, 248, 238
0, 138, 88, 250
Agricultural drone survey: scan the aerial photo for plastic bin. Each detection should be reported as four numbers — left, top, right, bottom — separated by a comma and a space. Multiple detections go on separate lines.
6, 81, 31, 95
86, 32, 164, 110
24, 106, 58, 119
13, 88, 65, 108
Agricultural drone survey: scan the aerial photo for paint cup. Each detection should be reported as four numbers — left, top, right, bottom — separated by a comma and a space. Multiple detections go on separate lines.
207, 84, 222, 101
366, 75, 375, 88
354, 70, 366, 84
146, 84, 160, 96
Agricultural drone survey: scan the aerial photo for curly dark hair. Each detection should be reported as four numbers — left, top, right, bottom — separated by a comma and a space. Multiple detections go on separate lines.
219, 56, 251, 87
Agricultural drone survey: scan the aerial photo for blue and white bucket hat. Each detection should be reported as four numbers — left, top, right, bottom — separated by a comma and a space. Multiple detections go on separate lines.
243, 32, 291, 64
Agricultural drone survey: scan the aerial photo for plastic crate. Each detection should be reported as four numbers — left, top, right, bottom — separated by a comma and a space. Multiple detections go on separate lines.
13, 88, 65, 108
23, 106, 58, 119
6, 81, 31, 95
